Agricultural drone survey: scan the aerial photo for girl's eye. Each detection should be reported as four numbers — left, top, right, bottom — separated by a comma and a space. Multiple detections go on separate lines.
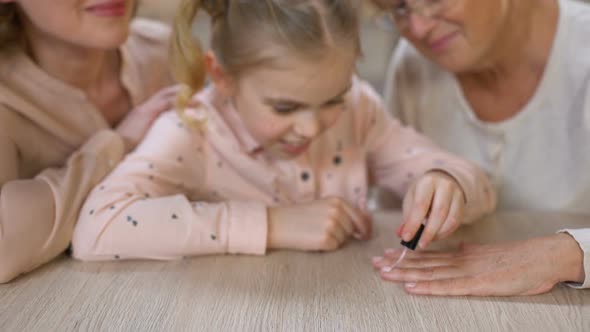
323, 98, 345, 108
273, 104, 299, 114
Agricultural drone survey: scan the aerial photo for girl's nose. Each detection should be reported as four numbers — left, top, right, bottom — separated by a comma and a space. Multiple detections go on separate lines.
294, 111, 321, 139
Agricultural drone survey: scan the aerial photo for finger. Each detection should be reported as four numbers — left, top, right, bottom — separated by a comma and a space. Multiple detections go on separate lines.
140, 85, 186, 112
338, 213, 355, 237
321, 235, 342, 252
340, 200, 370, 239
371, 256, 396, 269
396, 257, 457, 269
403, 178, 435, 242
383, 248, 457, 260
332, 200, 357, 238
327, 218, 348, 245
159, 85, 202, 108
380, 265, 465, 283
137, 98, 174, 117
399, 183, 416, 236
438, 190, 465, 238
419, 182, 454, 248
402, 183, 415, 222
156, 84, 186, 97
187, 97, 203, 107
356, 197, 373, 239
404, 278, 480, 296
395, 186, 415, 238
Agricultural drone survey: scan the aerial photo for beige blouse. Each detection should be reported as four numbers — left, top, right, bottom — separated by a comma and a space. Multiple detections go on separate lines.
0, 18, 173, 282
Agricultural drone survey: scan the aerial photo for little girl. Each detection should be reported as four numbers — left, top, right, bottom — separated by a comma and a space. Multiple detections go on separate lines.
72, 0, 496, 260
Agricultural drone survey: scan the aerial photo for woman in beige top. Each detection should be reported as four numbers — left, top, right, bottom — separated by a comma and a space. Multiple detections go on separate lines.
0, 0, 176, 282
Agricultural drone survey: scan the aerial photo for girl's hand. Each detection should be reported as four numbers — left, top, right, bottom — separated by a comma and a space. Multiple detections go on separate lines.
268, 197, 372, 251
372, 233, 585, 296
116, 85, 187, 151
399, 171, 465, 248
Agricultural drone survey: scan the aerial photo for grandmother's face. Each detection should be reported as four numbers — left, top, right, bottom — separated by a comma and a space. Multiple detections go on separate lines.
391, 0, 510, 73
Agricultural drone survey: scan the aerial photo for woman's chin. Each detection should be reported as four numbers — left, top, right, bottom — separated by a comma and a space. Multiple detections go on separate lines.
431, 53, 478, 74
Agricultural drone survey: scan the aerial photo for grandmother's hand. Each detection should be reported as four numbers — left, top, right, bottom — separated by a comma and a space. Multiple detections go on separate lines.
372, 233, 584, 296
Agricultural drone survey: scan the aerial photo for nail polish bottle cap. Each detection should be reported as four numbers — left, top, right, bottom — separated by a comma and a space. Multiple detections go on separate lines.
400, 223, 425, 250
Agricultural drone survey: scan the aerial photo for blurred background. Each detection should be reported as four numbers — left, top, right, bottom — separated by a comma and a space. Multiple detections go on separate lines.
138, 0, 398, 92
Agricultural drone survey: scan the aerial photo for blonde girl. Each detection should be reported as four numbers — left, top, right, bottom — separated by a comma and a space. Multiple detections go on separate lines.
72, 0, 495, 260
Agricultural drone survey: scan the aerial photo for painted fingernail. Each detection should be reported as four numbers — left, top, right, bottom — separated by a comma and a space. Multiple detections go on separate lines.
372, 256, 383, 264
381, 266, 393, 273
405, 282, 416, 288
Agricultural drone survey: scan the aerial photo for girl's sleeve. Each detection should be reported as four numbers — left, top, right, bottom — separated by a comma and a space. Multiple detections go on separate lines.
0, 107, 125, 282
72, 112, 268, 261
353, 80, 497, 223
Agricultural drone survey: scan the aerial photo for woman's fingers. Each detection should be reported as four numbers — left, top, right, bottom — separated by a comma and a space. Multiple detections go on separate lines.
403, 278, 481, 296
380, 265, 465, 283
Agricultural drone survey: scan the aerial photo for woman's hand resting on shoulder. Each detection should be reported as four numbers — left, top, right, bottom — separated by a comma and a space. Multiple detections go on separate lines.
116, 85, 190, 151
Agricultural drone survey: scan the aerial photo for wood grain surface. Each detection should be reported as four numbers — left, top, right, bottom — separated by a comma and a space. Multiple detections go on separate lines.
0, 211, 588, 332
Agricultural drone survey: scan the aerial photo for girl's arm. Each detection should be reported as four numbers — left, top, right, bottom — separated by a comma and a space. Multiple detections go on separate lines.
0, 108, 125, 282
353, 80, 497, 223
72, 112, 268, 261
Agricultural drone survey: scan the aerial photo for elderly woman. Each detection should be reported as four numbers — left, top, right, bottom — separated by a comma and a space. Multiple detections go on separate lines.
371, 0, 590, 295
0, 0, 177, 282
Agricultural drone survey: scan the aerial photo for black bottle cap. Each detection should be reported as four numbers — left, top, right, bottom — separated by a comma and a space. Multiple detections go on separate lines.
400, 223, 425, 250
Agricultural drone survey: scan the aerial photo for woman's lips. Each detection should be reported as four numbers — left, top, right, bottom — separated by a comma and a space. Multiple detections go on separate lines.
86, 0, 127, 17
429, 31, 459, 53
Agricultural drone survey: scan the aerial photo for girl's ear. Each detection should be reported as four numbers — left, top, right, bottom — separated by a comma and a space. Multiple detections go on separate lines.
204, 51, 235, 97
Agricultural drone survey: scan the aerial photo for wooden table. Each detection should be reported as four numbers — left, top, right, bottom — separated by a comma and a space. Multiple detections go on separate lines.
1, 211, 589, 331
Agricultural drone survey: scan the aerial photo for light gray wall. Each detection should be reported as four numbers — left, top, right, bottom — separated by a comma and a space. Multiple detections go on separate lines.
139, 0, 589, 92
138, 1, 397, 90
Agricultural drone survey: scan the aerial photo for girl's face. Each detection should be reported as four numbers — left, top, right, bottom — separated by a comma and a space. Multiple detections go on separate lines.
223, 45, 357, 160
390, 0, 509, 73
2, 0, 135, 49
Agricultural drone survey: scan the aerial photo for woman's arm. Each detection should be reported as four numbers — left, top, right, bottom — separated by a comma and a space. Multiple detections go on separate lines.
0, 118, 125, 282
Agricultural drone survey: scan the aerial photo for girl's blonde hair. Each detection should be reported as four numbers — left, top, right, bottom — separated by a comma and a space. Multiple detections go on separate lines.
0, 3, 23, 52
172, 0, 361, 118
